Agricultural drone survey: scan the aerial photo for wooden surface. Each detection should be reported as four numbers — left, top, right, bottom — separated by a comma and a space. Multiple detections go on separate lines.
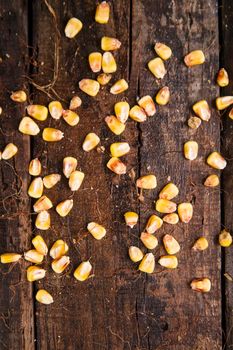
0, 0, 231, 349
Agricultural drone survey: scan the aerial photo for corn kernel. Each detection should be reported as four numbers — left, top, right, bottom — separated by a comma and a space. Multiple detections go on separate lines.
0, 107, 2, 115
0, 152, 1, 160
79, 79, 100, 97
43, 174, 61, 189
163, 234, 180, 255
207, 151, 227, 169
204, 174, 219, 187
87, 222, 106, 240
229, 107, 233, 120
29, 158, 41, 176
36, 289, 54, 304
128, 246, 143, 262
2, 143, 18, 160
217, 68, 229, 87
138, 95, 156, 117
1, 253, 21, 264
69, 171, 85, 191
114, 101, 130, 123
110, 79, 128, 95
65, 18, 83, 38
110, 142, 130, 157
82, 133, 100, 152
27, 266, 46, 282
24, 249, 44, 264
27, 105, 48, 121
124, 212, 138, 228
107, 157, 126, 174
95, 1, 110, 24
178, 202, 193, 223
33, 195, 53, 213
219, 229, 232, 247
102, 52, 117, 73
184, 50, 205, 67
159, 183, 179, 200
35, 210, 51, 230
138, 253, 155, 274
74, 261, 92, 281
48, 101, 63, 120
10, 90, 27, 103
63, 157, 77, 178
158, 255, 178, 269
163, 213, 179, 225
148, 57, 166, 79
50, 240, 69, 259
192, 100, 210, 121
129, 105, 147, 122
19, 116, 40, 136
52, 256, 70, 274
136, 175, 157, 189
101, 36, 121, 51
155, 199, 177, 214
145, 215, 163, 234
105, 115, 125, 135
28, 177, 43, 198
140, 232, 158, 250
42, 128, 64, 142
69, 96, 82, 110
190, 278, 211, 292
89, 52, 102, 73
62, 110, 80, 126
32, 235, 48, 255
188, 116, 202, 129
216, 96, 233, 110
155, 87, 170, 105
97, 73, 112, 85
192, 237, 208, 251
56, 199, 73, 217
184, 141, 198, 160
154, 42, 172, 60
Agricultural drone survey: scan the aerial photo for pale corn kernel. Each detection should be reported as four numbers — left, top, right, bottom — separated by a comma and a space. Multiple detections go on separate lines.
163, 213, 179, 225
207, 151, 227, 169
32, 235, 48, 255
136, 175, 157, 189
110, 142, 130, 157
79, 79, 100, 97
110, 79, 128, 95
48, 101, 63, 120
27, 105, 48, 121
190, 278, 211, 292
0, 106, 2, 115
89, 52, 102, 73
138, 253, 155, 274
105, 115, 125, 135
129, 105, 147, 122
87, 222, 106, 240
192, 237, 208, 251
82, 133, 100, 152
114, 101, 130, 123
51, 256, 70, 274
56, 199, 73, 217
217, 68, 229, 87
19, 116, 40, 136
95, 1, 110, 24
163, 234, 180, 255
29, 158, 41, 176
33, 195, 53, 213
159, 183, 179, 200
138, 95, 156, 117
2, 143, 18, 160
35, 210, 50, 230
155, 87, 170, 105
69, 171, 85, 191
24, 249, 44, 264
62, 110, 80, 126
65, 18, 83, 38
27, 266, 46, 282
154, 42, 172, 60
63, 157, 77, 178
50, 240, 69, 259
97, 73, 112, 85
42, 128, 64, 142
204, 174, 219, 187
28, 177, 44, 198
10, 90, 27, 102
128, 246, 143, 262
184, 50, 205, 67
140, 232, 158, 250
102, 52, 117, 73
216, 96, 233, 110
148, 57, 166, 79
101, 36, 121, 51
1, 253, 21, 264
192, 100, 211, 121
107, 157, 126, 174
188, 116, 202, 129
155, 199, 177, 214
36, 289, 54, 304
184, 141, 198, 160
69, 96, 82, 110
178, 203, 193, 223
145, 215, 163, 234
219, 229, 232, 247
124, 212, 138, 228
158, 255, 178, 269
74, 261, 92, 281
43, 174, 61, 189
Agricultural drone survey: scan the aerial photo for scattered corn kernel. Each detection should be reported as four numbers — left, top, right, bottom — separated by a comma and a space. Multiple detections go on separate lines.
1, 253, 21, 264
27, 105, 48, 121
192, 100, 211, 121
63, 157, 77, 178
154, 42, 172, 60
107, 157, 126, 174
163, 213, 179, 225
24, 249, 44, 264
10, 90, 27, 102
69, 96, 82, 110
158, 255, 178, 269
207, 151, 227, 169
138, 253, 155, 274
163, 234, 180, 255
62, 110, 80, 126
192, 237, 208, 251
217, 68, 229, 87
178, 203, 193, 223
145, 215, 163, 234
156, 199, 177, 214
216, 96, 233, 110
138, 95, 156, 117
148, 57, 166, 79
159, 183, 179, 200
136, 175, 157, 189
204, 174, 219, 187
82, 132, 100, 152
184, 50, 205, 67
50, 240, 68, 259
129, 105, 147, 122
27, 266, 46, 282
2, 143, 18, 160
56, 199, 73, 217
229, 107, 233, 120
87, 222, 106, 240
140, 232, 158, 250
28, 177, 44, 198
155, 86, 170, 105
124, 212, 138, 228
19, 116, 40, 136
74, 261, 92, 281
105, 115, 125, 135
42, 128, 64, 142
48, 101, 63, 120
110, 79, 128, 94
69, 171, 85, 191
52, 256, 70, 274
188, 116, 202, 129
36, 289, 54, 304
110, 142, 130, 157
65, 18, 83, 38
79, 79, 100, 97
128, 246, 143, 262
95, 1, 110, 24
43, 174, 61, 189
101, 36, 121, 51
114, 101, 130, 123
32, 235, 48, 255
97, 73, 112, 85
0, 107, 2, 115
219, 229, 232, 247
29, 158, 41, 176
184, 141, 198, 160
33, 195, 53, 213
89, 52, 102, 73
190, 278, 211, 292
35, 210, 51, 230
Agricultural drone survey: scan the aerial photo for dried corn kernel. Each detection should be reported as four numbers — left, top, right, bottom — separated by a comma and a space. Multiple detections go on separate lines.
74, 261, 92, 281
79, 79, 100, 97
48, 101, 63, 120
188, 116, 202, 129
129, 105, 147, 122
1, 253, 21, 264
95, 1, 110, 23
102, 51, 117, 73
69, 171, 85, 191
42, 128, 64, 142
216, 96, 233, 110
43, 174, 61, 189
138, 253, 155, 274
101, 36, 121, 51
97, 73, 112, 85
29, 158, 41, 176
138, 95, 156, 117
184, 50, 205, 67
145, 215, 163, 234
159, 183, 179, 200
110, 142, 130, 157
56, 199, 73, 217
24, 249, 44, 264
156, 199, 177, 214
178, 203, 193, 223
140, 232, 158, 250
110, 79, 128, 94
148, 57, 166, 79
136, 175, 157, 189
192, 100, 211, 121
33, 195, 53, 212
155, 87, 170, 105
207, 151, 227, 169
128, 246, 143, 262
107, 157, 126, 174
184, 141, 198, 160
114, 101, 130, 123
32, 235, 48, 255
36, 289, 53, 304
190, 278, 211, 292
19, 116, 40, 136
124, 212, 138, 228
28, 177, 43, 198
158, 255, 178, 269
204, 174, 219, 187
27, 105, 48, 121
154, 42, 172, 60
27, 266, 46, 282
0, 107, 2, 115
217, 68, 229, 87
50, 240, 68, 259
87, 222, 106, 240
69, 96, 82, 110
89, 52, 102, 73
163, 234, 180, 255
52, 256, 70, 274
65, 18, 83, 38
192, 237, 208, 251
163, 213, 179, 225
10, 90, 27, 103
82, 133, 100, 152
2, 143, 18, 160
105, 115, 125, 135
229, 108, 233, 120
62, 110, 79, 126
219, 229, 232, 247
63, 157, 77, 178
35, 210, 51, 230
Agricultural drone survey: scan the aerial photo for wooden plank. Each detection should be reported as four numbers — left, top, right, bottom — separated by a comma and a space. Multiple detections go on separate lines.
0, 1, 35, 349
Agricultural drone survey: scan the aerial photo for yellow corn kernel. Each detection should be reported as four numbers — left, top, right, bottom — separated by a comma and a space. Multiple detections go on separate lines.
1, 253, 21, 264
129, 105, 147, 122
2, 143, 18, 160
69, 96, 82, 110
155, 87, 170, 105
159, 183, 179, 200
192, 237, 208, 251
36, 289, 54, 304
110, 142, 130, 157
69, 171, 85, 191
216, 96, 233, 110
155, 199, 177, 214
158, 255, 178, 269
24, 249, 44, 264
0, 152, 2, 160
87, 222, 106, 240
219, 229, 232, 247
207, 151, 227, 169
148, 57, 166, 79
136, 175, 157, 189
145, 215, 163, 234
50, 240, 69, 259
107, 157, 126, 174
89, 52, 102, 73
184, 141, 198, 160
56, 199, 73, 217
101, 36, 121, 51
27, 105, 48, 121
82, 133, 100, 152
97, 73, 112, 85
138, 253, 155, 274
114, 101, 130, 123
10, 90, 27, 102
65, 17, 83, 38
29, 158, 41, 176
63, 157, 77, 178
48, 101, 63, 120
42, 128, 64, 142
95, 1, 110, 23
19, 116, 40, 136
32, 235, 48, 255
79, 79, 100, 97
204, 174, 219, 187
27, 266, 46, 282
35, 210, 51, 230
163, 234, 180, 255
229, 107, 233, 120
110, 79, 128, 95
140, 232, 158, 250
188, 116, 202, 129
154, 42, 172, 60
62, 110, 80, 126
124, 212, 138, 228
51, 256, 70, 274
163, 213, 179, 225
105, 115, 125, 135
192, 100, 211, 121
28, 177, 43, 198
190, 278, 211, 292
217, 68, 229, 87
33, 195, 53, 213
43, 174, 61, 189
102, 52, 117, 73
138, 95, 156, 117
74, 261, 92, 281
178, 203, 193, 223
128, 246, 143, 262
184, 50, 205, 67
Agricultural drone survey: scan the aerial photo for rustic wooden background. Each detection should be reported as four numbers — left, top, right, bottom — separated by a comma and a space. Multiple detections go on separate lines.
0, 0, 232, 349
